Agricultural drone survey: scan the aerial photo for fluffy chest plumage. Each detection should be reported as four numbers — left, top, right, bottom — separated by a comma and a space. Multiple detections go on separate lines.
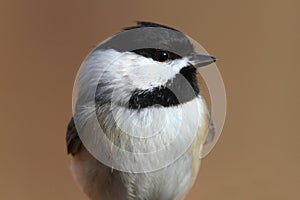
71, 97, 209, 200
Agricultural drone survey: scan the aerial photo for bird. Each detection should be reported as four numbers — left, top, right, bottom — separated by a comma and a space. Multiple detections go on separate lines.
66, 21, 216, 200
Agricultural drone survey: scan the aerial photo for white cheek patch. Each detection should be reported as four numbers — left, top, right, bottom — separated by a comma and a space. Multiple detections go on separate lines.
76, 49, 192, 106
124, 60, 176, 90
168, 57, 190, 72
121, 53, 191, 90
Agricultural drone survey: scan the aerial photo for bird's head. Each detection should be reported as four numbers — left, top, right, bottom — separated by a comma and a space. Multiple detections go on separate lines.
76, 22, 216, 110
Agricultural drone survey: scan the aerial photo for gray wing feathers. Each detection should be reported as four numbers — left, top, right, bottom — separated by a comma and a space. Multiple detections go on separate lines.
204, 119, 215, 144
66, 118, 82, 155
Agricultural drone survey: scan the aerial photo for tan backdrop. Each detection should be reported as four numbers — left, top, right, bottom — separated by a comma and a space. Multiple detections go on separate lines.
0, 0, 299, 199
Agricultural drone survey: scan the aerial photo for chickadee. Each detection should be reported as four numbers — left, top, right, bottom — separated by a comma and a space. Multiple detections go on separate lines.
66, 21, 216, 200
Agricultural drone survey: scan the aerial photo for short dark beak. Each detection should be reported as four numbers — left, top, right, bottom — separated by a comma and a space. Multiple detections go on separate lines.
190, 54, 217, 68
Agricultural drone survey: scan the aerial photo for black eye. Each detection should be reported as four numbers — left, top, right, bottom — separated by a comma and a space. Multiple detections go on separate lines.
154, 50, 169, 62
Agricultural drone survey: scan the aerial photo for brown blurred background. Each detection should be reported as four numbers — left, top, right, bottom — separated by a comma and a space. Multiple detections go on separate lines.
0, 0, 299, 199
